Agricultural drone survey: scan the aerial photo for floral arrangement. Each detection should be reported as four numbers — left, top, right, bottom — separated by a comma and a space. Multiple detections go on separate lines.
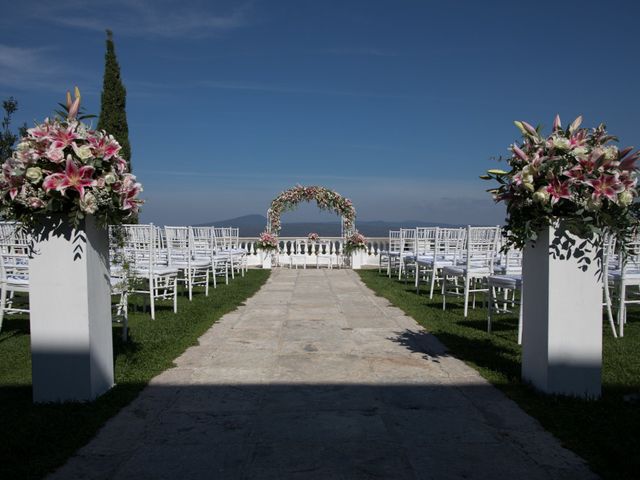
483, 115, 639, 248
256, 231, 278, 251
344, 231, 367, 254
0, 88, 143, 228
307, 232, 320, 242
267, 185, 355, 233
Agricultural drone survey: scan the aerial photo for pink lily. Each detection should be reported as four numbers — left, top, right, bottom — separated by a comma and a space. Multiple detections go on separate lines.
49, 125, 78, 148
121, 182, 142, 211
619, 149, 639, 171
586, 174, 625, 202
89, 134, 121, 160
545, 178, 572, 204
42, 156, 95, 199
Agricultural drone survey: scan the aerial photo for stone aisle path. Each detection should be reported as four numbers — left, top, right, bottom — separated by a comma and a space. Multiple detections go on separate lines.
51, 269, 595, 480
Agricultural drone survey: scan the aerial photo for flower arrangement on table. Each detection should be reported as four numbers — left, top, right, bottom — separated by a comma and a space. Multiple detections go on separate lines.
344, 231, 367, 254
257, 231, 279, 251
307, 232, 320, 242
0, 88, 143, 228
483, 115, 639, 249
267, 185, 356, 233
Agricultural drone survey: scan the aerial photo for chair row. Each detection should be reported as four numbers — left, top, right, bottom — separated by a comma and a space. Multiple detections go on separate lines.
0, 222, 248, 335
381, 225, 640, 341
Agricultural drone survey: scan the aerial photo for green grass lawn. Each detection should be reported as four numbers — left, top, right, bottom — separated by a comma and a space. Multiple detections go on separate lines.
0, 269, 269, 480
358, 270, 640, 480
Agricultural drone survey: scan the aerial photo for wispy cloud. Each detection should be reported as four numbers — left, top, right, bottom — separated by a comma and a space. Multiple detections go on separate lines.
29, 0, 252, 38
0, 44, 93, 92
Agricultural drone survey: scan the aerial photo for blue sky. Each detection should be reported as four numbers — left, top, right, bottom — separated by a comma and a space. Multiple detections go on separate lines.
2, 0, 639, 226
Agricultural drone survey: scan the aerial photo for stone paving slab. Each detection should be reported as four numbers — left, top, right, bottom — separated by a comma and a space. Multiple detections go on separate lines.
49, 269, 597, 480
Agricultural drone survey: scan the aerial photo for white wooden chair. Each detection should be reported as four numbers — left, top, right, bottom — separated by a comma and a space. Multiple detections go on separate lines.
121, 224, 178, 320
386, 230, 401, 277
608, 236, 640, 337
316, 240, 333, 269
416, 227, 466, 298
191, 226, 229, 287
399, 228, 417, 281
442, 226, 501, 317
0, 243, 30, 332
165, 226, 210, 300
487, 246, 523, 344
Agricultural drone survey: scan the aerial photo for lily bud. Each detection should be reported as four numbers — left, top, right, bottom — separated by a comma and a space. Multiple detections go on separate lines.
512, 145, 528, 161
68, 96, 80, 120
553, 114, 561, 131
514, 121, 527, 135
522, 121, 537, 136
569, 115, 583, 134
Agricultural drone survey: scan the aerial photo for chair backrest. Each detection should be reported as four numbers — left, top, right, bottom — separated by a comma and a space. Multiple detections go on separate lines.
415, 227, 437, 256
435, 227, 466, 260
0, 222, 29, 245
191, 227, 215, 257
0, 243, 30, 285
164, 226, 192, 266
119, 224, 158, 273
399, 228, 416, 253
388, 230, 401, 253
465, 226, 501, 271
619, 235, 640, 273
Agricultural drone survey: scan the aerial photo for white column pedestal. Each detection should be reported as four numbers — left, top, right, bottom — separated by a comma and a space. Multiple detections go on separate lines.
261, 251, 272, 269
522, 225, 602, 399
351, 250, 365, 270
29, 215, 114, 403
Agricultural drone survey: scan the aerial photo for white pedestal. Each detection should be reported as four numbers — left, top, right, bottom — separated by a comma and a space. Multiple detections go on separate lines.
351, 250, 365, 270
261, 251, 272, 269
29, 215, 114, 403
521, 225, 602, 399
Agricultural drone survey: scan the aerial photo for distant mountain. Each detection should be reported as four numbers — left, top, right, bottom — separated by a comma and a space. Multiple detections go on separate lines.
196, 214, 461, 237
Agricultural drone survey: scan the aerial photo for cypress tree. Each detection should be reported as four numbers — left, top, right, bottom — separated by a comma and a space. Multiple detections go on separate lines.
98, 30, 131, 168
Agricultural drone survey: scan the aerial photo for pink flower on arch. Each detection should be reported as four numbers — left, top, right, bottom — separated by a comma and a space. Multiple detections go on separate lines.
42, 156, 95, 199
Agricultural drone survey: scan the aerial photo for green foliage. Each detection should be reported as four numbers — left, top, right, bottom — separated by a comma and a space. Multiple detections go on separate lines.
98, 30, 131, 167
359, 270, 640, 480
0, 270, 270, 479
0, 97, 27, 162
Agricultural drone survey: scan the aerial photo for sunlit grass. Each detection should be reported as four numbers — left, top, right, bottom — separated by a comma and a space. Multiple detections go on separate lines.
359, 270, 640, 480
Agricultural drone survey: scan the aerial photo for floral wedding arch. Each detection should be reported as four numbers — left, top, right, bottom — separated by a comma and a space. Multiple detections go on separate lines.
266, 185, 356, 235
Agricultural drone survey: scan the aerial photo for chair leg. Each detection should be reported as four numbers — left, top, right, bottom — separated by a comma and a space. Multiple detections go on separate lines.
205, 270, 210, 296
149, 281, 156, 320
0, 286, 7, 332
487, 285, 493, 333
442, 275, 447, 311
429, 267, 437, 299
604, 280, 617, 338
173, 277, 178, 313
517, 288, 524, 345
619, 283, 626, 337
121, 291, 129, 342
463, 275, 471, 317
